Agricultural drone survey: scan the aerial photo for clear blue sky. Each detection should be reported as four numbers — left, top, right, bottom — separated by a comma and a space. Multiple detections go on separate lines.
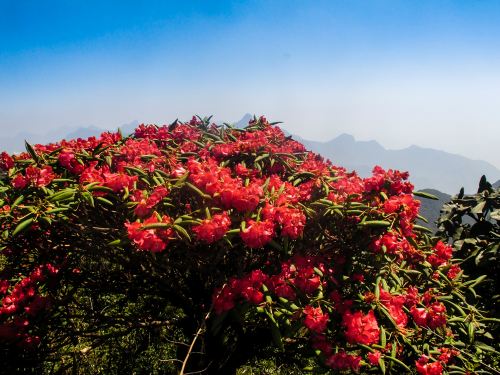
2, 1, 500, 166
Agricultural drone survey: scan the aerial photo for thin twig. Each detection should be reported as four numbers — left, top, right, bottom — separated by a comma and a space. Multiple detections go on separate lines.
162, 337, 190, 346
179, 285, 225, 375
183, 361, 213, 375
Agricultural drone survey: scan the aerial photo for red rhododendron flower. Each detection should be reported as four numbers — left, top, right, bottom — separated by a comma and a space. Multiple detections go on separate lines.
302, 305, 329, 333
58, 148, 75, 167
428, 254, 447, 268
0, 152, 14, 170
236, 270, 268, 305
404, 286, 420, 307
104, 172, 138, 192
378, 287, 408, 328
25, 165, 55, 187
126, 216, 173, 252
265, 275, 296, 300
427, 302, 447, 329
240, 219, 275, 248
292, 266, 321, 295
134, 200, 150, 216
311, 334, 333, 355
447, 264, 461, 279
411, 306, 428, 327
439, 348, 453, 364
12, 174, 28, 190
329, 290, 353, 314
192, 212, 231, 243
368, 350, 381, 365
384, 196, 401, 214
415, 358, 443, 375
326, 352, 361, 372
434, 241, 453, 260
342, 309, 380, 345
212, 284, 237, 315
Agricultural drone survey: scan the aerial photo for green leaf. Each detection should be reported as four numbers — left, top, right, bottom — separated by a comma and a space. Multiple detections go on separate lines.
379, 357, 386, 374
141, 223, 172, 230
173, 171, 189, 187
87, 186, 113, 193
24, 141, 39, 163
11, 195, 24, 210
185, 182, 210, 199
96, 197, 113, 206
173, 225, 191, 241
413, 191, 439, 200
45, 207, 70, 214
267, 239, 283, 251
471, 201, 486, 214
12, 217, 34, 237
107, 238, 131, 247
416, 215, 429, 223
357, 220, 391, 228
384, 355, 411, 372
413, 224, 434, 233
123, 166, 147, 176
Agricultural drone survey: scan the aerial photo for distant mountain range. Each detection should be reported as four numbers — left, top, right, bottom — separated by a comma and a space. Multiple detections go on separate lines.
281, 129, 500, 195
2, 114, 498, 195
0, 120, 140, 156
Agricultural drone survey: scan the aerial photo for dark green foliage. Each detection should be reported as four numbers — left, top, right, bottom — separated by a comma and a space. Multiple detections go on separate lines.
436, 176, 500, 360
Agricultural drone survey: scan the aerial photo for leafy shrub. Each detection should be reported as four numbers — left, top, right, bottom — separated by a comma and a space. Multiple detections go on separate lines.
0, 116, 498, 374
436, 176, 500, 361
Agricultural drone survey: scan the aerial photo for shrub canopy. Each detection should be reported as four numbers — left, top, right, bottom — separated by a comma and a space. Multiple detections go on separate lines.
0, 116, 499, 374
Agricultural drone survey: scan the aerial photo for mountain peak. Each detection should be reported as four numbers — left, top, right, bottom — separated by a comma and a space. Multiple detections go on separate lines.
232, 114, 253, 128
332, 133, 356, 143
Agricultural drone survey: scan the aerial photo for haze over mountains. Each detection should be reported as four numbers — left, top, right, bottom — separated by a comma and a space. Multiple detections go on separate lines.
1, 114, 498, 195
286, 132, 499, 195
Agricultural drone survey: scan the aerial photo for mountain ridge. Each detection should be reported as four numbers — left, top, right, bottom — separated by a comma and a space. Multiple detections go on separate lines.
280, 129, 499, 195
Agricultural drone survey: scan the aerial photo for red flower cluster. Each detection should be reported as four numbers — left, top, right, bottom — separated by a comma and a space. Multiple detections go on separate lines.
58, 148, 84, 174
126, 215, 174, 252
131, 186, 169, 216
378, 286, 408, 328
415, 355, 443, 375
410, 302, 447, 329
12, 165, 55, 189
370, 232, 412, 255
262, 197, 306, 240
239, 219, 275, 248
81, 162, 138, 195
342, 309, 380, 346
428, 241, 455, 268
447, 264, 461, 279
383, 194, 421, 236
0, 264, 58, 349
192, 212, 231, 243
363, 166, 412, 194
213, 255, 328, 315
0, 151, 14, 170
368, 350, 381, 365
212, 270, 269, 314
302, 305, 329, 333
329, 290, 354, 314
326, 352, 361, 372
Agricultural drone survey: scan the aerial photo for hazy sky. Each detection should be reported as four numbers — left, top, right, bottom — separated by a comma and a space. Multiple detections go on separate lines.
2, 1, 500, 167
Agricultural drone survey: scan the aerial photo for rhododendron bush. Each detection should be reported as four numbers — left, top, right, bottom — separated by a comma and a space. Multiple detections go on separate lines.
0, 116, 499, 374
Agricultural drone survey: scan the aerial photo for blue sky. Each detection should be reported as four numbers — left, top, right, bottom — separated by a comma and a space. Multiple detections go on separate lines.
2, 1, 500, 166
